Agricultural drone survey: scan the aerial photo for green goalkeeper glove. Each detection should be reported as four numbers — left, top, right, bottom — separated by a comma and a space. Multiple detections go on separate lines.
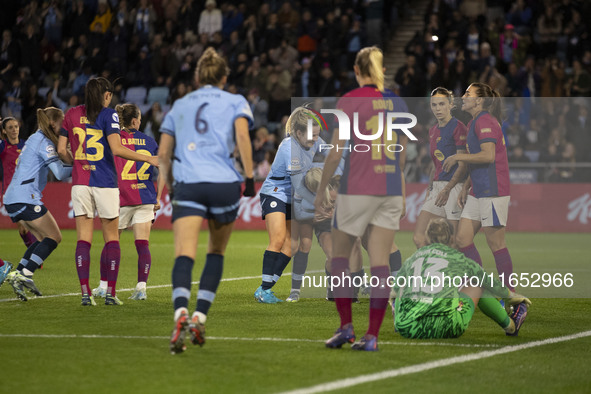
503, 291, 532, 314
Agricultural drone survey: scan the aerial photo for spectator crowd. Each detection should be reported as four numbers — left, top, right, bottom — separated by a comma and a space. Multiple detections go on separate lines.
0, 0, 589, 182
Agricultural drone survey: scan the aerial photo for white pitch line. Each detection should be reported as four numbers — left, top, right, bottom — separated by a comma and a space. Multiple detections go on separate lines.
0, 270, 328, 303
0, 333, 499, 348
279, 330, 591, 394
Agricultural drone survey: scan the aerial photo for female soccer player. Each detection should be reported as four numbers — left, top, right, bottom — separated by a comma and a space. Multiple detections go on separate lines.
90, 103, 163, 300
58, 77, 158, 306
413, 87, 468, 248
254, 108, 323, 304
1, 117, 38, 248
442, 83, 514, 289
392, 218, 530, 339
315, 46, 408, 351
4, 107, 72, 301
294, 168, 365, 302
160, 48, 255, 354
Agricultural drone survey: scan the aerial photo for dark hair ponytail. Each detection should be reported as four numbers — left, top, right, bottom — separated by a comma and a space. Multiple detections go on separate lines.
470, 82, 503, 123
85, 77, 114, 124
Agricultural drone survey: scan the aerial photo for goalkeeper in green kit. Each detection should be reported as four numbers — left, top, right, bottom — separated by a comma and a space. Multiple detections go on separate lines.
392, 218, 530, 339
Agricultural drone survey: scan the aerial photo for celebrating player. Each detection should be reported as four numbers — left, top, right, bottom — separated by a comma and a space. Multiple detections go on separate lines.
1, 117, 38, 248
4, 108, 72, 301
90, 103, 162, 300
160, 48, 255, 354
413, 87, 468, 248
254, 108, 324, 304
393, 218, 530, 339
58, 77, 158, 306
315, 46, 408, 351
442, 83, 514, 289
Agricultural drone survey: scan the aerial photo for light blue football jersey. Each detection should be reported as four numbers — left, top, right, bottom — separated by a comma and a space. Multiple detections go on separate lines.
4, 131, 61, 205
260, 136, 326, 204
160, 85, 254, 184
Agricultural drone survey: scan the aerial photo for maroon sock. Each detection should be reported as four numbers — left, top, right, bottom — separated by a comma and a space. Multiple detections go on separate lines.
135, 240, 151, 283
367, 265, 390, 338
22, 231, 38, 248
100, 247, 108, 282
75, 241, 92, 295
105, 241, 121, 296
0, 259, 4, 267
493, 248, 514, 291
460, 243, 483, 266
331, 257, 352, 328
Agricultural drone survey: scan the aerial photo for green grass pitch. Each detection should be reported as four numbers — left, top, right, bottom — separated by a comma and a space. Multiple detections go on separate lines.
1, 229, 590, 393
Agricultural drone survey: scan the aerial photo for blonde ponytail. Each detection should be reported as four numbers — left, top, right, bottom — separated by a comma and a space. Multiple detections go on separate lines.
355, 47, 384, 92
196, 47, 229, 86
37, 107, 63, 146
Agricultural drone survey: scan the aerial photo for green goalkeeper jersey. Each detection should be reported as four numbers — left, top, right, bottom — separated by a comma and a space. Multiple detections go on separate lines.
393, 243, 509, 325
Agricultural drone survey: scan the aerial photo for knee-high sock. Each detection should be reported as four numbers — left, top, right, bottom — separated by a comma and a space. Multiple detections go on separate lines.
172, 255, 194, 311
196, 254, 224, 316
20, 231, 38, 248
331, 257, 352, 328
105, 241, 121, 296
135, 240, 151, 283
389, 250, 402, 277
477, 294, 511, 329
261, 250, 279, 290
100, 246, 108, 282
460, 243, 483, 266
24, 238, 58, 273
291, 251, 309, 291
17, 241, 40, 271
367, 265, 390, 338
75, 241, 92, 295
272, 253, 291, 283
493, 248, 514, 291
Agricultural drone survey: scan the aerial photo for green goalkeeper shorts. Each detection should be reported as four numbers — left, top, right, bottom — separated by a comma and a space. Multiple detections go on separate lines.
396, 296, 475, 339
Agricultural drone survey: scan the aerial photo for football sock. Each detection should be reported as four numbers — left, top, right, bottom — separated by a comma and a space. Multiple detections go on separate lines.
291, 251, 309, 291
21, 231, 38, 248
135, 240, 151, 283
196, 253, 224, 316
24, 237, 58, 273
0, 259, 4, 267
261, 250, 279, 290
477, 294, 511, 329
272, 252, 291, 283
99, 246, 108, 282
172, 255, 194, 311
331, 257, 352, 328
389, 250, 402, 277
17, 241, 40, 271
367, 265, 390, 338
105, 241, 121, 296
75, 241, 92, 295
351, 268, 365, 299
460, 243, 483, 266
493, 248, 514, 291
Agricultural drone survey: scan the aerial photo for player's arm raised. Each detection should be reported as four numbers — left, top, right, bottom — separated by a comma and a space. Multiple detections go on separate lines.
107, 133, 159, 167
235, 117, 255, 196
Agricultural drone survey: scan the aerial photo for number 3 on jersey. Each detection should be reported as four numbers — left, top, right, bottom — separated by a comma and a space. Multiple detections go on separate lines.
121, 149, 152, 180
85, 128, 105, 161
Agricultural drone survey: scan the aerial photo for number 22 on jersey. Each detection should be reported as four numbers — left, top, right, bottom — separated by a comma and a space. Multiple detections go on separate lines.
121, 149, 152, 181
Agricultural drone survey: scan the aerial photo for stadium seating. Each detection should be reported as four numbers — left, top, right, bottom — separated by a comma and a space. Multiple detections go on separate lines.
124, 86, 148, 105
147, 87, 170, 106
